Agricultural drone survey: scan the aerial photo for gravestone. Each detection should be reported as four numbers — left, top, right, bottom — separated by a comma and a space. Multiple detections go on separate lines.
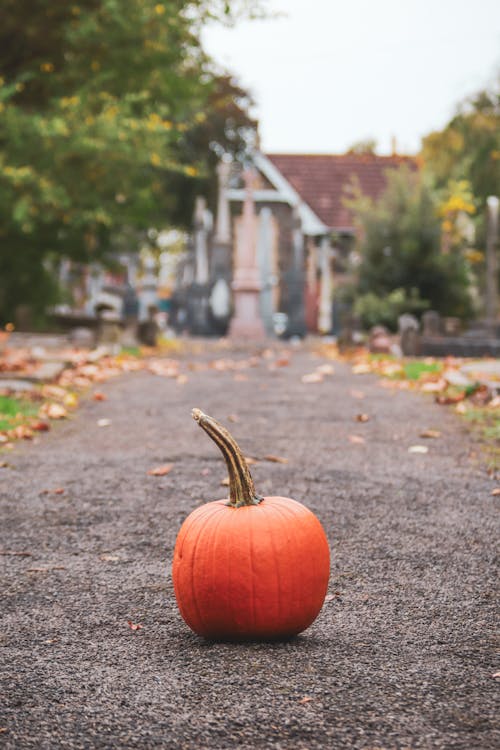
422, 310, 441, 337
399, 313, 421, 356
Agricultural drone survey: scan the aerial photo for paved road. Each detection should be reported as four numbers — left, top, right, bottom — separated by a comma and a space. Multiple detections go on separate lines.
1, 346, 498, 749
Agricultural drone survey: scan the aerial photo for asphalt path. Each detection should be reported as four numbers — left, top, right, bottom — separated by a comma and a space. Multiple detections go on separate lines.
1, 345, 498, 749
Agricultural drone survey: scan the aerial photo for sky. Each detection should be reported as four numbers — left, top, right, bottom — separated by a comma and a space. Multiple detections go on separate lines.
202, 0, 500, 155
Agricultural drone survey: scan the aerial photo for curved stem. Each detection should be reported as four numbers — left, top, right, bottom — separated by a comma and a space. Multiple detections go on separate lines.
192, 408, 262, 508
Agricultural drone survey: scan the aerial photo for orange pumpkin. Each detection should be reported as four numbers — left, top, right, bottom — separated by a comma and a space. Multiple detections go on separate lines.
172, 409, 330, 640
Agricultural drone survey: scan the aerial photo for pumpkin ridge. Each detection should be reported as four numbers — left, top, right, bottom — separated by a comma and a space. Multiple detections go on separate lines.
187, 509, 214, 634
207, 502, 233, 635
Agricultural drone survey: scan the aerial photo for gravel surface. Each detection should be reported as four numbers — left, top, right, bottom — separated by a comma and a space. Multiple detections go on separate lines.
1, 345, 498, 749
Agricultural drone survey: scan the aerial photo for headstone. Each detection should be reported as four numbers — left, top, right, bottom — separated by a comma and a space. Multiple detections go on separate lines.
369, 325, 392, 354
422, 310, 442, 337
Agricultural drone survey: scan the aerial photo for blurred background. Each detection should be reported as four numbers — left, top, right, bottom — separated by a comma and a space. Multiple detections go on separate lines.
1, 0, 499, 353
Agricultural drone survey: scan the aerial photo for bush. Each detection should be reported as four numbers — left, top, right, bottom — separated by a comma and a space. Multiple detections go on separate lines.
354, 288, 429, 331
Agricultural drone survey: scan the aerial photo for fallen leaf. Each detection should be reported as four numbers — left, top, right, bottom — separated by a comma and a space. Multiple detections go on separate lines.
63, 393, 79, 409
348, 435, 365, 444
40, 403, 68, 420
488, 396, 500, 409
421, 380, 447, 393
0, 461, 11, 468
97, 418, 111, 427
227, 414, 239, 423
221, 477, 230, 486
419, 429, 441, 439
127, 621, 144, 631
352, 363, 372, 375
244, 456, 258, 465
0, 434, 8, 443
492, 672, 500, 678
436, 392, 465, 405
274, 357, 290, 368
176, 375, 188, 385
31, 421, 50, 432
316, 363, 335, 375
100, 553, 120, 562
263, 455, 289, 464
408, 445, 429, 454
491, 488, 500, 496
93, 391, 107, 401
455, 402, 467, 415
355, 413, 370, 423
148, 463, 173, 476
298, 696, 313, 704
301, 372, 323, 384
11, 425, 33, 440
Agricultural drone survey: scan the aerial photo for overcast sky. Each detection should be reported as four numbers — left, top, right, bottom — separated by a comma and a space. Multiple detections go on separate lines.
202, 0, 500, 155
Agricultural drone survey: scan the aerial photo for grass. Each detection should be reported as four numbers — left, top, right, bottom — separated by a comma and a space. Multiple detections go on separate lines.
403, 361, 442, 380
0, 394, 38, 432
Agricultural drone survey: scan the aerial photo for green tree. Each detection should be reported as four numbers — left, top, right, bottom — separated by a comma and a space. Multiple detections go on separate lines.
346, 166, 473, 328
422, 77, 500, 205
0, 0, 261, 323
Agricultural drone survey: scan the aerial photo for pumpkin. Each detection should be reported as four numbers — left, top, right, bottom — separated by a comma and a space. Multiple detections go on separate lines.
172, 409, 330, 640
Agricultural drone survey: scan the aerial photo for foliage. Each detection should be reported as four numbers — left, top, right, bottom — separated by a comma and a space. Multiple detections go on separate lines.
354, 287, 429, 331
422, 77, 500, 206
346, 166, 474, 324
0, 0, 261, 323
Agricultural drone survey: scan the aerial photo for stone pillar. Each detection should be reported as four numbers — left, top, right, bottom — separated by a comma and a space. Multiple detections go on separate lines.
209, 160, 233, 334
257, 207, 276, 335
188, 197, 213, 335
318, 236, 333, 334
285, 205, 307, 338
228, 168, 266, 340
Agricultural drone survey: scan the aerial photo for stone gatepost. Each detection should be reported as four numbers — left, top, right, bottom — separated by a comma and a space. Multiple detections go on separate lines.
188, 197, 213, 335
228, 169, 266, 340
284, 205, 307, 338
318, 236, 333, 334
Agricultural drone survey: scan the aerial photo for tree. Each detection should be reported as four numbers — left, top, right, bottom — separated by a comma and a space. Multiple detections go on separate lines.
345, 166, 473, 328
0, 0, 262, 323
422, 77, 500, 206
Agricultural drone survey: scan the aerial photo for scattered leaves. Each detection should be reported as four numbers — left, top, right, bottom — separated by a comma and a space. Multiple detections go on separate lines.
40, 402, 68, 420
127, 621, 144, 631
355, 413, 370, 423
348, 435, 365, 445
408, 445, 429, 454
420, 429, 441, 439
148, 463, 173, 476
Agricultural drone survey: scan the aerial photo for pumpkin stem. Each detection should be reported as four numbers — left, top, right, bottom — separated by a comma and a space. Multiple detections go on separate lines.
192, 408, 263, 508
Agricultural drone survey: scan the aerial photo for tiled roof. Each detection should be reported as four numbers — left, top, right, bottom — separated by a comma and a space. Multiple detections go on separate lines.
265, 153, 417, 231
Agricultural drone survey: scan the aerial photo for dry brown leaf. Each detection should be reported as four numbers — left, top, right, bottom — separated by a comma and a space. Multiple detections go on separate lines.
352, 363, 372, 375
408, 445, 429, 454
298, 696, 313, 704
348, 435, 365, 444
221, 477, 230, 486
93, 392, 107, 401
264, 455, 289, 464
455, 402, 467, 415
148, 463, 173, 477
316, 363, 335, 375
355, 413, 370, 423
176, 374, 188, 385
420, 429, 441, 439
227, 414, 239, 423
31, 421, 50, 432
127, 621, 144, 631
40, 403, 68, 420
301, 372, 323, 384
490, 488, 500, 496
